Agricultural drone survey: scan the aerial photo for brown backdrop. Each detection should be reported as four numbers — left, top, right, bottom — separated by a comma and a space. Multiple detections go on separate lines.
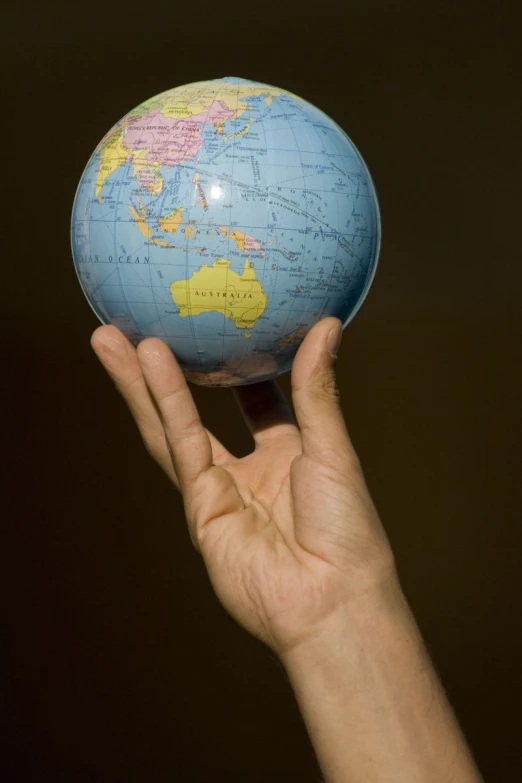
4, 1, 521, 780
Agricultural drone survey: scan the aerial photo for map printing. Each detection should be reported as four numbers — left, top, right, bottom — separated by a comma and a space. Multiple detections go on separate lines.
71, 77, 380, 386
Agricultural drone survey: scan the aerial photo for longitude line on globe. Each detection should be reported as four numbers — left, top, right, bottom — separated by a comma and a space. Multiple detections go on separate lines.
274, 94, 311, 351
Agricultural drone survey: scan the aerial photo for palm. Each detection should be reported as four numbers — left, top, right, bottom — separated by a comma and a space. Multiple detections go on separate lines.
199, 435, 301, 642
91, 319, 389, 656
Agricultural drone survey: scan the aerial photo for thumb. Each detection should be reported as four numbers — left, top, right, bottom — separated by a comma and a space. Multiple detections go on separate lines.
291, 317, 354, 465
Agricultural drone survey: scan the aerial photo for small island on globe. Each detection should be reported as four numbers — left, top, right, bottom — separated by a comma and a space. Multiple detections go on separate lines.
71, 76, 380, 386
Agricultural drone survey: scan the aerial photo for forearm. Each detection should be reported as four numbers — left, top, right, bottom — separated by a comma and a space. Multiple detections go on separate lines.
280, 573, 483, 783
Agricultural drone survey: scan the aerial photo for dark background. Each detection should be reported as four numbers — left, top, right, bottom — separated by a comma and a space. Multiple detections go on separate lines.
4, 0, 521, 780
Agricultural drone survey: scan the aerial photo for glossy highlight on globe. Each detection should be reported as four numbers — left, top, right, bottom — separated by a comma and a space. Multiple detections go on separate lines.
71, 76, 381, 386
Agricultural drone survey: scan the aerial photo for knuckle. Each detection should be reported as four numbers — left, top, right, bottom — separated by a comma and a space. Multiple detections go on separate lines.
119, 373, 143, 397
155, 383, 185, 405
316, 372, 340, 402
293, 369, 340, 404
165, 417, 202, 446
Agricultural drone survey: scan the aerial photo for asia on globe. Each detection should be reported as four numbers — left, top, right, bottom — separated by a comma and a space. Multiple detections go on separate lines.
71, 77, 380, 386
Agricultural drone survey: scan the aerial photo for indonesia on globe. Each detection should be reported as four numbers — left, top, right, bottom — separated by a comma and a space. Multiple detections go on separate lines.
71, 77, 380, 386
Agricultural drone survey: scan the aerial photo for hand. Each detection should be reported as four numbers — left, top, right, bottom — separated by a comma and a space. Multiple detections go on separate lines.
91, 318, 395, 657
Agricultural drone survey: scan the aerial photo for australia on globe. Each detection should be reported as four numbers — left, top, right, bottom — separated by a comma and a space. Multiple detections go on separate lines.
71, 76, 380, 386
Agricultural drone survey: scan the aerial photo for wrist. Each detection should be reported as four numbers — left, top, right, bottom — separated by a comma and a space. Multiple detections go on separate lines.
279, 568, 412, 676
278, 569, 483, 783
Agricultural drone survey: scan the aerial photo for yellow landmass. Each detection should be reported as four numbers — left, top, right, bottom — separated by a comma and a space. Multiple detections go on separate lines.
152, 81, 284, 127
278, 325, 306, 348
150, 176, 163, 196
159, 206, 184, 234
219, 226, 247, 250
96, 131, 129, 202
184, 224, 197, 240
97, 134, 163, 203
193, 173, 208, 210
128, 206, 171, 247
224, 121, 251, 141
219, 226, 265, 255
199, 83, 283, 119
131, 149, 163, 196
170, 258, 267, 328
159, 84, 282, 123
95, 82, 296, 203
161, 100, 217, 119
129, 205, 152, 239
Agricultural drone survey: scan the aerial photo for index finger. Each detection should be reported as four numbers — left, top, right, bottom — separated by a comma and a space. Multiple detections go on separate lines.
91, 326, 232, 488
136, 338, 215, 491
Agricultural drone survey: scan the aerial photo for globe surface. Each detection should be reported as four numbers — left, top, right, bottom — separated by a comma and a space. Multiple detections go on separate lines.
71, 76, 380, 386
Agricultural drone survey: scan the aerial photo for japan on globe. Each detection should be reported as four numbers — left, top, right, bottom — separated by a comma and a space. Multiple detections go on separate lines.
71, 77, 380, 386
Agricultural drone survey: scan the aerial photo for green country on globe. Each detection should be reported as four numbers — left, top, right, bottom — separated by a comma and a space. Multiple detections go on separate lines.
71, 76, 381, 386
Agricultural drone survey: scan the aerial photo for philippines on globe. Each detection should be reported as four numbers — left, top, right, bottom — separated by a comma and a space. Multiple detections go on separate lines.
71, 76, 380, 386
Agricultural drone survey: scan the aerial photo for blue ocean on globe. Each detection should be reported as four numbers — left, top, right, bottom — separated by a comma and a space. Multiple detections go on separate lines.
71, 76, 380, 386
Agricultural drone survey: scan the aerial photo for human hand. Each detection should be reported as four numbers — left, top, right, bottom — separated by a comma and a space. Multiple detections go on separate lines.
91, 318, 395, 658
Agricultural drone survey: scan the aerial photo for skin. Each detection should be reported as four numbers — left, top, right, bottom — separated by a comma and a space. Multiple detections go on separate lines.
91, 317, 483, 782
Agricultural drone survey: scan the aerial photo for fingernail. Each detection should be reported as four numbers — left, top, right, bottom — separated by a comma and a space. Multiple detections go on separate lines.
327, 321, 342, 359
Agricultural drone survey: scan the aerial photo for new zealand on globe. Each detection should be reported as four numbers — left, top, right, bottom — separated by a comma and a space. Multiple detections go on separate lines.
71, 77, 381, 386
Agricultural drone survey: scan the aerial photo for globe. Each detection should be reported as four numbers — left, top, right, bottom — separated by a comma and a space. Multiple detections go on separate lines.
71, 76, 380, 386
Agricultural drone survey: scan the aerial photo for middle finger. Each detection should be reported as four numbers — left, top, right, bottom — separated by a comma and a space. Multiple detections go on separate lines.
91, 326, 233, 485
